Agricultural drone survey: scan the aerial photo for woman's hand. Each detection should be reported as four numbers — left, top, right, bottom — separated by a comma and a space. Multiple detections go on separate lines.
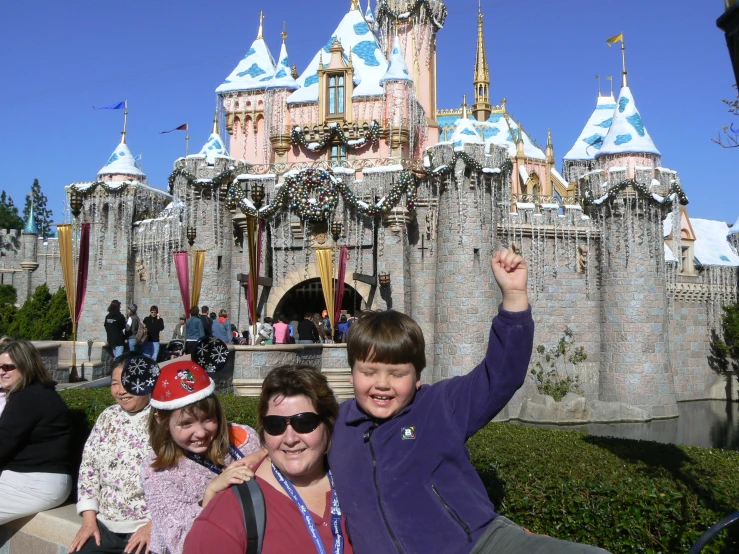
202, 460, 255, 508
124, 520, 152, 554
68, 511, 100, 552
492, 249, 529, 312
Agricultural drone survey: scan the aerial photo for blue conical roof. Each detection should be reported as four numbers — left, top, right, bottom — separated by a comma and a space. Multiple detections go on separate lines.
380, 37, 413, 85
23, 205, 39, 234
596, 86, 660, 157
216, 37, 277, 93
98, 140, 146, 179
563, 95, 617, 161
197, 133, 229, 164
451, 114, 484, 151
266, 42, 300, 91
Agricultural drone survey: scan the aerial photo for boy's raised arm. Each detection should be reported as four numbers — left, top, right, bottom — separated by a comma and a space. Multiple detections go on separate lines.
441, 249, 534, 438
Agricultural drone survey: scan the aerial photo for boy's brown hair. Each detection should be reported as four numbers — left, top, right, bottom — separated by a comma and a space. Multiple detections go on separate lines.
148, 395, 230, 468
347, 310, 426, 377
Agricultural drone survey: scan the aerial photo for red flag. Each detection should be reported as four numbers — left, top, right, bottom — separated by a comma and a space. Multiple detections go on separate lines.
161, 123, 188, 134
74, 223, 91, 323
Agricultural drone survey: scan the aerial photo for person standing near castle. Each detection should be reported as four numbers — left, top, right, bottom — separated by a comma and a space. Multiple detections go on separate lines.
125, 305, 140, 353
104, 301, 126, 358
199, 306, 213, 337
142, 305, 165, 361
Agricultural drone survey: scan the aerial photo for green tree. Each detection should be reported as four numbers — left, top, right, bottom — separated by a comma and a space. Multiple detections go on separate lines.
709, 303, 739, 375
0, 284, 18, 336
0, 191, 23, 230
530, 327, 587, 402
7, 284, 71, 340
22, 179, 54, 239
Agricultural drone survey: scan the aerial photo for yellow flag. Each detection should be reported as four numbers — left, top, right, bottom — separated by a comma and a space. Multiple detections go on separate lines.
606, 33, 623, 46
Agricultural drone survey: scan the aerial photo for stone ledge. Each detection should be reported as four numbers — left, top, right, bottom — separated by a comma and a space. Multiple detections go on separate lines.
0, 503, 79, 553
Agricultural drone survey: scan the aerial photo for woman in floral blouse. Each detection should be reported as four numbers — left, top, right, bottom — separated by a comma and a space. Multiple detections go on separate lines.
69, 354, 153, 554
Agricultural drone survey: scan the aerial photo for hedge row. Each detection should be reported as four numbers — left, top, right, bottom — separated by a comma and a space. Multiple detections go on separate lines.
60, 390, 739, 554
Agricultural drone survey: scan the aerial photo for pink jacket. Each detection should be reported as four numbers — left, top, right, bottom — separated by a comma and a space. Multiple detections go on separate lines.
273, 322, 290, 344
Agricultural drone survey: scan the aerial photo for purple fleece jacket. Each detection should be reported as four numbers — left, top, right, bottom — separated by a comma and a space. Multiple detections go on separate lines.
328, 306, 534, 554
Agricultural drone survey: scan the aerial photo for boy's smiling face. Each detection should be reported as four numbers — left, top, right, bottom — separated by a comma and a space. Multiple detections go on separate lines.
351, 359, 421, 420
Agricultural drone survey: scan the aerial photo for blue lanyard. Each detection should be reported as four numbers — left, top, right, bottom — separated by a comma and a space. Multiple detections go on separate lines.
271, 463, 344, 554
183, 443, 244, 475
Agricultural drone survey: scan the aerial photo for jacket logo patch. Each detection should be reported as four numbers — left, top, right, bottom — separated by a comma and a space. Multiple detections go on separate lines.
401, 426, 416, 440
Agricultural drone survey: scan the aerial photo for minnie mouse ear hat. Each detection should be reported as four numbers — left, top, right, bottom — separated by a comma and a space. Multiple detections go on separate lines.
193, 336, 230, 373
149, 361, 215, 411
121, 356, 160, 396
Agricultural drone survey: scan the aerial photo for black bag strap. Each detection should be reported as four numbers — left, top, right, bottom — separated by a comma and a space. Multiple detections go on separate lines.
232, 479, 266, 554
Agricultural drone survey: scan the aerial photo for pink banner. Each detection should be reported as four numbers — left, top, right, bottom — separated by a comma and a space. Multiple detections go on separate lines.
174, 251, 190, 316
247, 222, 264, 324
334, 246, 348, 327
73, 222, 90, 323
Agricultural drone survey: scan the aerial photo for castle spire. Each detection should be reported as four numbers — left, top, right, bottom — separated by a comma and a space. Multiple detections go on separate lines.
350, 0, 360, 10
24, 200, 39, 235
462, 94, 469, 119
472, 0, 492, 121
212, 110, 218, 135
257, 10, 265, 40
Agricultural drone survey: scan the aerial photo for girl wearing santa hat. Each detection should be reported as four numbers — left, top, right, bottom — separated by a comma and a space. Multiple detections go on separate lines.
136, 353, 263, 554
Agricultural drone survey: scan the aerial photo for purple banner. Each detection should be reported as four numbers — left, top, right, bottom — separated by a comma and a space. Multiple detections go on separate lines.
174, 251, 190, 316
73, 223, 90, 323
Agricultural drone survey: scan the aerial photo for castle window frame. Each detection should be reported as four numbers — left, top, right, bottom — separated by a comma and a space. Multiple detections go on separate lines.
329, 144, 347, 166
680, 243, 695, 275
327, 73, 346, 117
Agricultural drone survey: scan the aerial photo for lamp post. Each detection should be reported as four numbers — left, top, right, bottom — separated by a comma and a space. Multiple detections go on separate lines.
246, 183, 265, 344
186, 226, 197, 247
718, 0, 739, 86
379, 272, 391, 287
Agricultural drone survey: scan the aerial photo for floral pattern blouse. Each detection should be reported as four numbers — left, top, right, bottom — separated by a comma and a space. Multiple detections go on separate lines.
76, 404, 152, 534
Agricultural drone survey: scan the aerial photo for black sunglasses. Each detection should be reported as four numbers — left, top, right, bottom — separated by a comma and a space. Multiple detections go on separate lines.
262, 412, 322, 436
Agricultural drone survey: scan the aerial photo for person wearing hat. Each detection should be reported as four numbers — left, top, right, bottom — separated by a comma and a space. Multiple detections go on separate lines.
137, 341, 262, 554
125, 304, 140, 353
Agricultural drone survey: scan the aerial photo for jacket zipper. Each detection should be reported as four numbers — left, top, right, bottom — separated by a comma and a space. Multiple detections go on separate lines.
366, 424, 405, 554
430, 484, 473, 543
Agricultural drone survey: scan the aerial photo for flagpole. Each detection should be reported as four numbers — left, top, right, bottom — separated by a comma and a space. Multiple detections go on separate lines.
185, 123, 189, 157
122, 100, 128, 143
620, 34, 628, 87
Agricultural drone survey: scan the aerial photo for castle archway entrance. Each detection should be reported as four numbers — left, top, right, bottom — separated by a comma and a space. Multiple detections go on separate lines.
272, 278, 364, 321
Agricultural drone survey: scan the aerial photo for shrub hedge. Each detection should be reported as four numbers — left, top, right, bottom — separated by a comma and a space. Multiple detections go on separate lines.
59, 390, 739, 554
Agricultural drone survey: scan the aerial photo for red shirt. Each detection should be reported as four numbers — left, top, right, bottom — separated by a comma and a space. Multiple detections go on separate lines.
183, 474, 354, 554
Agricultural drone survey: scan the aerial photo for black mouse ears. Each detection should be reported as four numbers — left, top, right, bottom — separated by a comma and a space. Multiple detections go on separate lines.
121, 355, 160, 396
192, 336, 231, 373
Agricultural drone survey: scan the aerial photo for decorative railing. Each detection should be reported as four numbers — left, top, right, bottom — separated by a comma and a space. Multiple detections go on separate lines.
509, 194, 584, 207
246, 157, 426, 176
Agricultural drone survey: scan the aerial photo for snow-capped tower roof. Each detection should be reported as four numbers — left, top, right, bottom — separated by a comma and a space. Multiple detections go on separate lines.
98, 139, 146, 179
380, 37, 413, 85
23, 206, 39, 235
216, 12, 276, 94
596, 86, 660, 157
266, 35, 300, 91
563, 94, 617, 161
451, 97, 484, 151
480, 113, 547, 160
287, 3, 388, 104
729, 215, 739, 235
196, 116, 230, 165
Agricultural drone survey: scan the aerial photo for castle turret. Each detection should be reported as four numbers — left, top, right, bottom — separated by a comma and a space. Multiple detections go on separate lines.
193, 113, 230, 166
563, 91, 617, 182
19, 203, 39, 303
471, 3, 492, 122
266, 29, 300, 161
381, 36, 414, 155
98, 138, 146, 183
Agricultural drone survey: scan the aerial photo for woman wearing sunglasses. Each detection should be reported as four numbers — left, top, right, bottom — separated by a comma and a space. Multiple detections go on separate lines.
184, 364, 353, 554
0, 339, 74, 524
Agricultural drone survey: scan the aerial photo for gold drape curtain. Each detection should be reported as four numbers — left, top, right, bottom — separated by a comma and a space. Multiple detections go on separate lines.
57, 224, 76, 318
190, 250, 206, 310
316, 249, 336, 332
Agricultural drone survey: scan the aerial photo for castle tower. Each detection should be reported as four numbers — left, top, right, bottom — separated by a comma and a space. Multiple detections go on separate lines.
19, 203, 40, 304
266, 29, 300, 162
381, 37, 415, 156
563, 91, 617, 182
730, 215, 739, 254
376, 0, 447, 142
217, 13, 277, 164
471, 3, 492, 122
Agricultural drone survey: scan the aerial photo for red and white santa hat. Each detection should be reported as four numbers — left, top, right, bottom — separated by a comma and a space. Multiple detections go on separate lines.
149, 360, 215, 411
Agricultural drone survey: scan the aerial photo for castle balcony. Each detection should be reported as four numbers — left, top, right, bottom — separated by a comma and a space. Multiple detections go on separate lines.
284, 119, 381, 147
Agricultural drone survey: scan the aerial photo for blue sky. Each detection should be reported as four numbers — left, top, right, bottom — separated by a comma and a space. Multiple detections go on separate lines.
1, 0, 736, 224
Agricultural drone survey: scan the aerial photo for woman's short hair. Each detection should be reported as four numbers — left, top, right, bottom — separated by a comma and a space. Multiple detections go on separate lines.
107, 301, 121, 313
0, 339, 53, 395
347, 310, 426, 377
219, 309, 227, 318
148, 395, 229, 468
190, 306, 199, 317
258, 365, 338, 446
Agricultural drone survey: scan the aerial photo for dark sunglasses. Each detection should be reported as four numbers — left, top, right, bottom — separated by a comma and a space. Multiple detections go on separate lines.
0, 364, 16, 372
262, 412, 322, 436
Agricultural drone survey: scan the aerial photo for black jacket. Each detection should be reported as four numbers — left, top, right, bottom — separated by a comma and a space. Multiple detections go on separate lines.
0, 382, 75, 474
104, 311, 127, 347
199, 314, 213, 337
143, 315, 165, 342
297, 319, 320, 342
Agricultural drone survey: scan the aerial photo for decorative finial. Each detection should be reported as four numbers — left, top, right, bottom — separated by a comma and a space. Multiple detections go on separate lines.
257, 10, 265, 40
212, 110, 219, 135
281, 21, 287, 43
462, 94, 468, 119
596, 74, 601, 97
121, 100, 128, 144
547, 128, 553, 147
351, 0, 360, 10
607, 75, 613, 97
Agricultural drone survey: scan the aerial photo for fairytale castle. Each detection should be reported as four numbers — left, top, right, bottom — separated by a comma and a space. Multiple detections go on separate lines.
4, 0, 739, 420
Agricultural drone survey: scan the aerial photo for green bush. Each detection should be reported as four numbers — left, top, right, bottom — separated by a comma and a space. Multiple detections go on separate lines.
60, 391, 739, 553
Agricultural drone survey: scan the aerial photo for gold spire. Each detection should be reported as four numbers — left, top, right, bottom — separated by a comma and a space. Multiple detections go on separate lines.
257, 10, 265, 40
472, 0, 492, 121
281, 21, 287, 43
212, 110, 219, 135
351, 0, 360, 10
462, 94, 469, 119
